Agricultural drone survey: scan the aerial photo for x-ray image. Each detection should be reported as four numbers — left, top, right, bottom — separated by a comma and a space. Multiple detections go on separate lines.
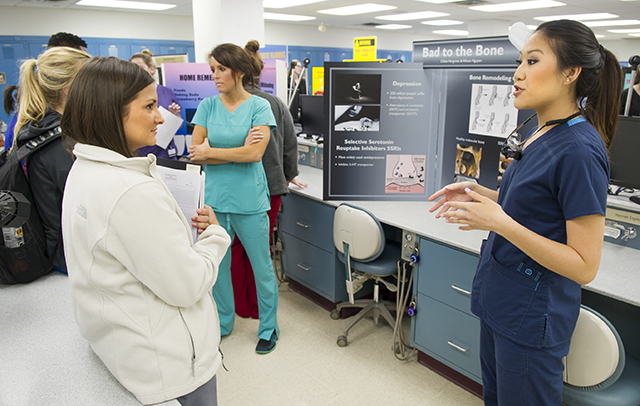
334, 105, 380, 131
333, 73, 382, 104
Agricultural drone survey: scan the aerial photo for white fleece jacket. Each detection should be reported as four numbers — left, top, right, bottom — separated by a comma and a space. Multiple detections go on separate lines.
62, 144, 231, 405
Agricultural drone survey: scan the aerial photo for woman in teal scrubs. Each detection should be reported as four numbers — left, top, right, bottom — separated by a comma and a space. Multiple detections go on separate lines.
188, 43, 279, 354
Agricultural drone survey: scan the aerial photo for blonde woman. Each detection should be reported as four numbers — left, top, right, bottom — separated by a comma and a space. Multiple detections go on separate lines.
14, 46, 90, 274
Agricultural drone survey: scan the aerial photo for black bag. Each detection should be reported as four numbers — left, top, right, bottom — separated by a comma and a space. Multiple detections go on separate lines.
0, 126, 61, 284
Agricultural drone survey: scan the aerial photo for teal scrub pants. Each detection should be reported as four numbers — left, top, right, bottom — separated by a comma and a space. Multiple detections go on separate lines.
213, 211, 279, 341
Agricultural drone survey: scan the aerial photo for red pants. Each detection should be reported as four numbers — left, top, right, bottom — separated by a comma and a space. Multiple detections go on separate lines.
230, 195, 281, 319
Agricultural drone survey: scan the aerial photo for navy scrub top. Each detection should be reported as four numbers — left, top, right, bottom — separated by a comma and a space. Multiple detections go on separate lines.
471, 116, 610, 348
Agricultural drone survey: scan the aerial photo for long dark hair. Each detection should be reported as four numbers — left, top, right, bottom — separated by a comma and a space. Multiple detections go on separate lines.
535, 20, 622, 149
3, 85, 18, 116
61, 57, 154, 158
209, 43, 254, 88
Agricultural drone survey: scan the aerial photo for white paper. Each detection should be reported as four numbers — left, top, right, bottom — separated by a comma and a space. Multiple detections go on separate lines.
156, 164, 205, 243
156, 106, 184, 149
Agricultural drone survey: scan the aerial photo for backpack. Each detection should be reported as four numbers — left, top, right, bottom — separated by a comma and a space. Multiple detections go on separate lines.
0, 126, 61, 284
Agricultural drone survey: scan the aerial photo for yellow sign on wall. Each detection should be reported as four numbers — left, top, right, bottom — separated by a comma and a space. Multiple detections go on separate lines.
312, 67, 324, 94
353, 36, 377, 61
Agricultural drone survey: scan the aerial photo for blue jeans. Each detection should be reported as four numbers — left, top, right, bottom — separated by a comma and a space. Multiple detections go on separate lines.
480, 320, 570, 405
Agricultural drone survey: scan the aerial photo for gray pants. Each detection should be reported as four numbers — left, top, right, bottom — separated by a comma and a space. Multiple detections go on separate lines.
177, 375, 217, 406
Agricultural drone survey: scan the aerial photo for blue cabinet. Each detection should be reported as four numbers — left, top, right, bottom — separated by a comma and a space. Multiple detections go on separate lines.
412, 237, 482, 384
280, 194, 348, 302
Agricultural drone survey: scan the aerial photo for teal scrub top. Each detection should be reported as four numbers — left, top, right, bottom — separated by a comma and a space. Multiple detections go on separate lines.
191, 95, 277, 214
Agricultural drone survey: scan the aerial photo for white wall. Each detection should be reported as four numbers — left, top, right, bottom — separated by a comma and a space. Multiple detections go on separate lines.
602, 39, 640, 63
0, 6, 194, 41
0, 5, 429, 51
1, 5, 639, 59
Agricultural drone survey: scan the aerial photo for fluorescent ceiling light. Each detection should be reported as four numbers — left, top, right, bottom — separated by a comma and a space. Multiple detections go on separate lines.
318, 3, 396, 16
376, 24, 412, 29
585, 19, 640, 27
534, 13, 618, 22
433, 29, 468, 36
263, 12, 315, 21
608, 28, 640, 33
376, 11, 448, 21
595, 34, 605, 38
421, 19, 463, 26
75, 0, 176, 10
263, 0, 326, 8
630, 33, 640, 37
416, 0, 464, 3
470, 1, 565, 12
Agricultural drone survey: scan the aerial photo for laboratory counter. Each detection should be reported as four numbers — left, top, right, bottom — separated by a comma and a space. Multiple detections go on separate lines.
290, 164, 640, 308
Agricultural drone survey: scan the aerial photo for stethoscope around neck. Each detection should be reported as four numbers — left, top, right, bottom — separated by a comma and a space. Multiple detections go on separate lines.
501, 111, 582, 160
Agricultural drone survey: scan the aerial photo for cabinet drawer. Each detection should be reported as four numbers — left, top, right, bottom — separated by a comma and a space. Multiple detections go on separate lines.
281, 194, 335, 252
414, 294, 481, 380
282, 233, 335, 299
417, 238, 478, 314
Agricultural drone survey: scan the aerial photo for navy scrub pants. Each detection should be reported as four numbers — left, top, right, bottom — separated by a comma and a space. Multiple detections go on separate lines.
479, 320, 570, 406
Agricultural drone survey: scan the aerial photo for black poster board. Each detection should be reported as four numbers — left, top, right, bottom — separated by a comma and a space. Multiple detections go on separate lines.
323, 62, 439, 201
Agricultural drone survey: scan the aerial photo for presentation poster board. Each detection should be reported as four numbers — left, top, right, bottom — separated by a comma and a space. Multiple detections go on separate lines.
323, 62, 439, 201
162, 62, 219, 137
414, 36, 535, 191
258, 45, 287, 96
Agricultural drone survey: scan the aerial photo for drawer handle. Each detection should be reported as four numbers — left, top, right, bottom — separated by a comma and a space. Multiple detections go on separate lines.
447, 340, 470, 353
451, 284, 471, 296
295, 221, 310, 229
297, 263, 311, 271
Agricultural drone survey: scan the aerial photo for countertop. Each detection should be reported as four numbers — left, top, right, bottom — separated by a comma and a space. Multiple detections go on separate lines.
290, 164, 640, 307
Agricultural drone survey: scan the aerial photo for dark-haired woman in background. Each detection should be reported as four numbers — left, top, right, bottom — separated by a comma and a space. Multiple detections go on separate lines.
2, 85, 19, 151
188, 43, 279, 354
429, 20, 621, 405
61, 56, 230, 406
130, 49, 182, 159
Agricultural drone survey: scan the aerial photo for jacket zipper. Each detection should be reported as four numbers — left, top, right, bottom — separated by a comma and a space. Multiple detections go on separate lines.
178, 309, 196, 377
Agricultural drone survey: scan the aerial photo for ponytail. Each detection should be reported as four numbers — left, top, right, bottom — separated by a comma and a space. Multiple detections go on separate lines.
584, 48, 622, 149
16, 59, 46, 135
536, 20, 623, 150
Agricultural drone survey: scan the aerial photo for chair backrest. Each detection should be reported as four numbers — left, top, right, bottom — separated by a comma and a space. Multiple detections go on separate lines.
563, 305, 626, 391
333, 204, 385, 262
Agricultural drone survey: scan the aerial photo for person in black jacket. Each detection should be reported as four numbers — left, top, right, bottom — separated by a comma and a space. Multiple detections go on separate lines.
14, 46, 90, 274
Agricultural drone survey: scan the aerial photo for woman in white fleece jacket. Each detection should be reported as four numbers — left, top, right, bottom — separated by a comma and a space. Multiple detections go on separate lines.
60, 57, 231, 406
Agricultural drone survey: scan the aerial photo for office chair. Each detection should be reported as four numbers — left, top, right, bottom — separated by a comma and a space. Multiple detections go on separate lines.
562, 305, 640, 406
331, 204, 401, 347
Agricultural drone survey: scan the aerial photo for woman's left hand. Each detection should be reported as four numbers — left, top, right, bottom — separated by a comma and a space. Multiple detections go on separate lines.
192, 205, 219, 234
168, 103, 181, 117
439, 188, 511, 232
187, 140, 211, 163
244, 127, 264, 146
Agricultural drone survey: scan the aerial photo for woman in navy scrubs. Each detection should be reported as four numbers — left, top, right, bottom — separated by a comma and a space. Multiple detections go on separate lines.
429, 20, 622, 405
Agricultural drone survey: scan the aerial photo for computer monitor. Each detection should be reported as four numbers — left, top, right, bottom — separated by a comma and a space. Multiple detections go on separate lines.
300, 95, 324, 136
610, 116, 640, 190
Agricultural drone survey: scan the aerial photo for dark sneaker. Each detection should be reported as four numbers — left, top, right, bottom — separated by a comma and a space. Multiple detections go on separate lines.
255, 331, 277, 354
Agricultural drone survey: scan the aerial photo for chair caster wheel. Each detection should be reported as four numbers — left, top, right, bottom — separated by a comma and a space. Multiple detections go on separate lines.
337, 335, 348, 347
330, 310, 340, 320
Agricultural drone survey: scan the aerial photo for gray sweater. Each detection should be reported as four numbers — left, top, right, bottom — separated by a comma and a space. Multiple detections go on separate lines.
246, 86, 299, 196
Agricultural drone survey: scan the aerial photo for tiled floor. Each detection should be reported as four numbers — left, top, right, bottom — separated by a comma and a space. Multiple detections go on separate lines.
217, 282, 484, 406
